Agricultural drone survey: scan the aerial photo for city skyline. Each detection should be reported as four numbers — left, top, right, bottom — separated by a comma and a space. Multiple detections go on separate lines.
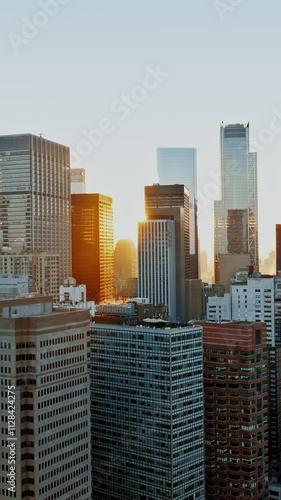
1, 1, 281, 266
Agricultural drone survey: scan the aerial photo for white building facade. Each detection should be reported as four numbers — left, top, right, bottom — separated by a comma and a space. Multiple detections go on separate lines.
138, 220, 176, 321
0, 296, 91, 499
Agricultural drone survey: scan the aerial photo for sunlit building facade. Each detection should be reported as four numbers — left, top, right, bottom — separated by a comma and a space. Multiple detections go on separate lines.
71, 194, 114, 302
157, 147, 199, 279
0, 134, 71, 286
214, 124, 259, 282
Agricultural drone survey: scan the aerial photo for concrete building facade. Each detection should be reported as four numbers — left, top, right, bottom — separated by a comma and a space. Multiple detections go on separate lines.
0, 295, 91, 499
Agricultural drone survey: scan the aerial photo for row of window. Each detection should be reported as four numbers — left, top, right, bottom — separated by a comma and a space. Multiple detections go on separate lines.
40, 333, 85, 347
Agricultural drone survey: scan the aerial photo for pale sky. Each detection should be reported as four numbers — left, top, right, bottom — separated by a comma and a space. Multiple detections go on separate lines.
1, 0, 281, 266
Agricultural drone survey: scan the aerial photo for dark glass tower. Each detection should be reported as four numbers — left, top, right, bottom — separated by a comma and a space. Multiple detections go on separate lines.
91, 321, 205, 499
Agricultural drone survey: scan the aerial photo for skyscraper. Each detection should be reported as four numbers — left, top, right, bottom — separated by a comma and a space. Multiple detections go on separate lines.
0, 251, 59, 298
276, 224, 281, 274
202, 321, 269, 498
145, 184, 189, 322
0, 134, 71, 286
91, 319, 205, 499
0, 294, 91, 499
214, 123, 259, 282
71, 168, 86, 194
114, 239, 137, 298
138, 219, 176, 321
157, 147, 199, 278
71, 193, 114, 302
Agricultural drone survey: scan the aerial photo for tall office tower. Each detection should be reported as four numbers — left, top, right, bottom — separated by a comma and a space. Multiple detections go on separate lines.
138, 220, 176, 321
0, 134, 71, 287
91, 320, 205, 499
202, 321, 269, 499
214, 124, 259, 283
276, 224, 281, 274
71, 168, 86, 194
157, 147, 199, 278
71, 194, 114, 302
0, 294, 91, 499
114, 239, 137, 298
145, 184, 190, 322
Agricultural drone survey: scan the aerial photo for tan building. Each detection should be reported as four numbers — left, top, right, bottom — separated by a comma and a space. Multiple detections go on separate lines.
70, 168, 86, 194
0, 295, 91, 499
218, 253, 251, 292
0, 252, 59, 298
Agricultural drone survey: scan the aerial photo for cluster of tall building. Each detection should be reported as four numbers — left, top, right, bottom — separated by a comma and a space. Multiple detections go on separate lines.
0, 123, 280, 499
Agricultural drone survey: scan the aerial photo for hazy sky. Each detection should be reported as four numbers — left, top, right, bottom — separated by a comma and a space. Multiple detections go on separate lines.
1, 0, 281, 265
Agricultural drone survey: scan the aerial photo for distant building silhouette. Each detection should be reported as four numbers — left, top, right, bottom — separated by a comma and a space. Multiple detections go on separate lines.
114, 239, 137, 298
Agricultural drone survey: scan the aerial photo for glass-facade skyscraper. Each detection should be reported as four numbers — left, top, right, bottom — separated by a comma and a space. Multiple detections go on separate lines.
71, 193, 114, 302
276, 224, 281, 275
0, 134, 71, 287
157, 147, 199, 279
214, 123, 259, 282
91, 321, 205, 499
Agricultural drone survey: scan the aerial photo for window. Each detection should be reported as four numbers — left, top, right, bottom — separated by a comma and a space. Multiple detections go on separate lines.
256, 330, 261, 345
